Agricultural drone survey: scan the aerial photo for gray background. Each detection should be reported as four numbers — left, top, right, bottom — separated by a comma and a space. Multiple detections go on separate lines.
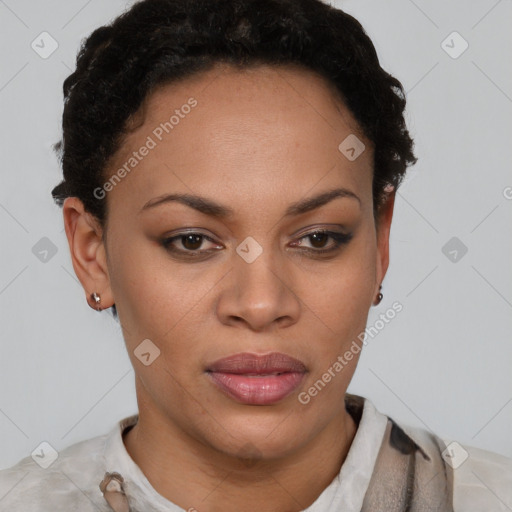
0, 0, 511, 470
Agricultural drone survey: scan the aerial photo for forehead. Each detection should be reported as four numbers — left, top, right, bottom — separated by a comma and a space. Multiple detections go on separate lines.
104, 63, 374, 220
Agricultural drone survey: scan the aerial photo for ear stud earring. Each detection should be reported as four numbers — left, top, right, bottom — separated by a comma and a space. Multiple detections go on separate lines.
90, 292, 102, 312
373, 285, 383, 306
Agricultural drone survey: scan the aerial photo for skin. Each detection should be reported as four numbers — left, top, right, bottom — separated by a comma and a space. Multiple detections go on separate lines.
63, 62, 395, 512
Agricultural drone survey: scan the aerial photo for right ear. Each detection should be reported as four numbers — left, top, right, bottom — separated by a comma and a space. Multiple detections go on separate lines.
62, 197, 114, 311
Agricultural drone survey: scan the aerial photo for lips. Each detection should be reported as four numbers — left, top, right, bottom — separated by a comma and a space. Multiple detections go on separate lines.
206, 352, 307, 405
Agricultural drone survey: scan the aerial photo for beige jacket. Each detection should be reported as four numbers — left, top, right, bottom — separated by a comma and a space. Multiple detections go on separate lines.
0, 395, 510, 511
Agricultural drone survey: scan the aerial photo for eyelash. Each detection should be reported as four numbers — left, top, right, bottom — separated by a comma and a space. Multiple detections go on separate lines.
160, 229, 353, 258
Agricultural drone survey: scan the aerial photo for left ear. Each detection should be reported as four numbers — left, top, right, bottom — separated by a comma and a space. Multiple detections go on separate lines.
374, 186, 396, 296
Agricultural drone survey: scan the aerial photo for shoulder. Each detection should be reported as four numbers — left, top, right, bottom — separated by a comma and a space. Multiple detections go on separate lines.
0, 432, 111, 511
440, 438, 512, 512
399, 421, 512, 511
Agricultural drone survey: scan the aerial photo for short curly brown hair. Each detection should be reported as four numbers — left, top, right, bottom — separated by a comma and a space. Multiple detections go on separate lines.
51, 0, 417, 318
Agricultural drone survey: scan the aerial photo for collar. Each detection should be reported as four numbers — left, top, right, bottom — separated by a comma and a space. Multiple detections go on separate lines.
100, 394, 390, 512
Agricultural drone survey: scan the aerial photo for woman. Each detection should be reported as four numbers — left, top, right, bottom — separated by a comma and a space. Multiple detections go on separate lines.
0, 0, 510, 510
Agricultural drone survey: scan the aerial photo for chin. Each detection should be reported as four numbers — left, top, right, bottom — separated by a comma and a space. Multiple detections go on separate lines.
196, 405, 316, 462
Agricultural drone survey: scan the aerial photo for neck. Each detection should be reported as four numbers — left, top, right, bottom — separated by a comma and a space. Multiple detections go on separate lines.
123, 399, 358, 512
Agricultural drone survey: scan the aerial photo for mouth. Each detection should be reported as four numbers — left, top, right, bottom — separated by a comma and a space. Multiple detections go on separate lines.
205, 352, 307, 405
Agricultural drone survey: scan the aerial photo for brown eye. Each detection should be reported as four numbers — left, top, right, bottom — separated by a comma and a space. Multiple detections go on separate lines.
307, 232, 330, 249
292, 230, 353, 255
180, 234, 204, 251
161, 232, 222, 258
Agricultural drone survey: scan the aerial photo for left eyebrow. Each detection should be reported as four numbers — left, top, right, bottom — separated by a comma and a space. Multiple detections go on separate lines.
139, 187, 361, 218
283, 187, 361, 216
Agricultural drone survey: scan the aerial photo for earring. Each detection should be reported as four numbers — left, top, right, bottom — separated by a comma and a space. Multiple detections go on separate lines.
90, 292, 102, 312
373, 285, 383, 306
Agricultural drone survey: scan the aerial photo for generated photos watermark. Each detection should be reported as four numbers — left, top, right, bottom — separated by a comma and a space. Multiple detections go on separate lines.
298, 301, 403, 405
93, 97, 198, 200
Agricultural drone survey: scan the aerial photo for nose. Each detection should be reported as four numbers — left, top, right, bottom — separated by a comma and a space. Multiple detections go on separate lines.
215, 243, 301, 332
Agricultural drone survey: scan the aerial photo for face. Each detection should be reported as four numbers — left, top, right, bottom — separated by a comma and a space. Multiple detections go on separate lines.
65, 62, 393, 461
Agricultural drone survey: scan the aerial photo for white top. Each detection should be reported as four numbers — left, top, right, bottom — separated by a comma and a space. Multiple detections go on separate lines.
0, 396, 510, 511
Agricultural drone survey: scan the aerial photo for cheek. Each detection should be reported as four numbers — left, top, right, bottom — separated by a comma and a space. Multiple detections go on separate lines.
301, 230, 376, 321
107, 229, 178, 323
108, 235, 223, 366
296, 233, 376, 364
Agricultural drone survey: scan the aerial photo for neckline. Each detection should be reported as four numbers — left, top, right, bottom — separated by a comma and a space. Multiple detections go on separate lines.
103, 394, 388, 511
